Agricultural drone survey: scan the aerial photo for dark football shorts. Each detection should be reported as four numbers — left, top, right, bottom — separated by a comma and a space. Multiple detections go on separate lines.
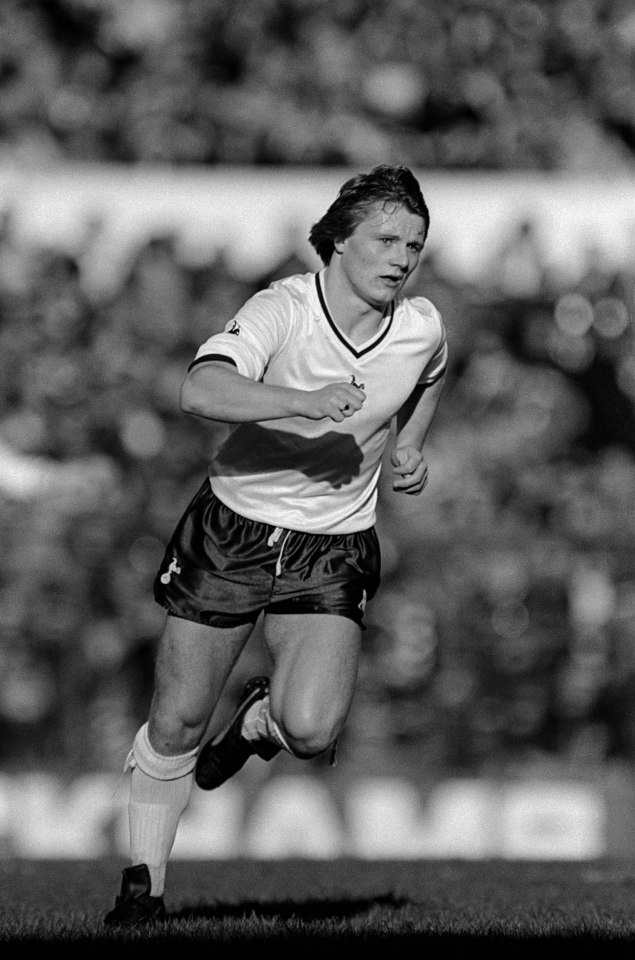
153, 478, 381, 629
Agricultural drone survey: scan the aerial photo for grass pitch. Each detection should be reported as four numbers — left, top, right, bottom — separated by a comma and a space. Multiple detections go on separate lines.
1, 858, 634, 955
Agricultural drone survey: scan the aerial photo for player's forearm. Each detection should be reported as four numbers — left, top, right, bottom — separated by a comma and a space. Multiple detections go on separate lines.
395, 374, 446, 450
180, 362, 305, 422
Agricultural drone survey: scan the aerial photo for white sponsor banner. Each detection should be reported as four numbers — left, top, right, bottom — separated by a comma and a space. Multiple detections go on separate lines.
5, 773, 606, 860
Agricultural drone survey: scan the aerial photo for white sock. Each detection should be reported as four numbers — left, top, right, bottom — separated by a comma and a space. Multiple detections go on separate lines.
125, 723, 197, 896
129, 765, 193, 896
242, 694, 292, 753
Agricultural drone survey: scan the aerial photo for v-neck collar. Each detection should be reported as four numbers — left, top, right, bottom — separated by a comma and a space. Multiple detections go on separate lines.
315, 272, 394, 358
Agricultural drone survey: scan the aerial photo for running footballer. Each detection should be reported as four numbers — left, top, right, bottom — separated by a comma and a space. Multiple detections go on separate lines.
105, 164, 448, 927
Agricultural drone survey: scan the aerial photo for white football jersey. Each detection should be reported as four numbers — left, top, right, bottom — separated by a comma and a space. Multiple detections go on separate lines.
189, 270, 447, 534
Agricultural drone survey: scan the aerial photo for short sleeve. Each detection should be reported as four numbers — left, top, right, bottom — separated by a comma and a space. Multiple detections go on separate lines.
411, 298, 448, 385
189, 285, 292, 381
419, 329, 448, 385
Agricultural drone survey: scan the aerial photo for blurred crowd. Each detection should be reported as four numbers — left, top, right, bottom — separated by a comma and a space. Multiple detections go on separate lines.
1, 0, 634, 171
0, 204, 634, 781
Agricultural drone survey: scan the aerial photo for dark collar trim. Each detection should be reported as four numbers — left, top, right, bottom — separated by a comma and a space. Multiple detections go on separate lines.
315, 273, 394, 358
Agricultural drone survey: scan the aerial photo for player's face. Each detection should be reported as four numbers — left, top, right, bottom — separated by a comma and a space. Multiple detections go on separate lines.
336, 202, 425, 307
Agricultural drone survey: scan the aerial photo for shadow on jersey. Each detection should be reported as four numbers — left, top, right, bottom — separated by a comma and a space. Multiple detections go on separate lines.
213, 422, 364, 489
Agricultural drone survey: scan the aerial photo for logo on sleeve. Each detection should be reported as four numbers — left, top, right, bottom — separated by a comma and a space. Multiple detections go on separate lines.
228, 320, 240, 335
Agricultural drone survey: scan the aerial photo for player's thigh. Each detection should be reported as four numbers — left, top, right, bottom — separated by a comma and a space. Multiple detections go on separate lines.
150, 613, 254, 737
262, 612, 361, 732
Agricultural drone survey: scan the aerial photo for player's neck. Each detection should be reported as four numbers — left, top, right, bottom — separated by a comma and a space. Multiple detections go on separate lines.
321, 266, 388, 344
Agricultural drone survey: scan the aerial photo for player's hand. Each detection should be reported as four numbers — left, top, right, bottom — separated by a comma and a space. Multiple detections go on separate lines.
300, 383, 366, 422
391, 446, 428, 495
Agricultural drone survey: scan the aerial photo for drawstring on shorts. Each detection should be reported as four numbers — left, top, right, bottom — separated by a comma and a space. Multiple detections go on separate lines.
267, 526, 292, 576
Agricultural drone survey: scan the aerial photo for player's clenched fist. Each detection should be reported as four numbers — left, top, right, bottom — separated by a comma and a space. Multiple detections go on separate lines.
299, 382, 366, 421
391, 445, 428, 495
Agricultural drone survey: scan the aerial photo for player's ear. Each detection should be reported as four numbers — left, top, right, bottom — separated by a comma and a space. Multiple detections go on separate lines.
333, 237, 345, 255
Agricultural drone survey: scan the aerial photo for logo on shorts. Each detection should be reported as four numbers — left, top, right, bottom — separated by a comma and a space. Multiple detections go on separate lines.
228, 320, 240, 335
160, 556, 181, 584
358, 589, 367, 612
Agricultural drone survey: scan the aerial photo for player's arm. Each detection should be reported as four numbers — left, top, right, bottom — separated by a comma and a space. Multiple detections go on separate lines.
391, 372, 446, 495
180, 359, 365, 424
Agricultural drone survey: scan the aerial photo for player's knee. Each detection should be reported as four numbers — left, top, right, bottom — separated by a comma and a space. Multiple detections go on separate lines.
149, 704, 208, 754
278, 716, 338, 759
151, 720, 202, 755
